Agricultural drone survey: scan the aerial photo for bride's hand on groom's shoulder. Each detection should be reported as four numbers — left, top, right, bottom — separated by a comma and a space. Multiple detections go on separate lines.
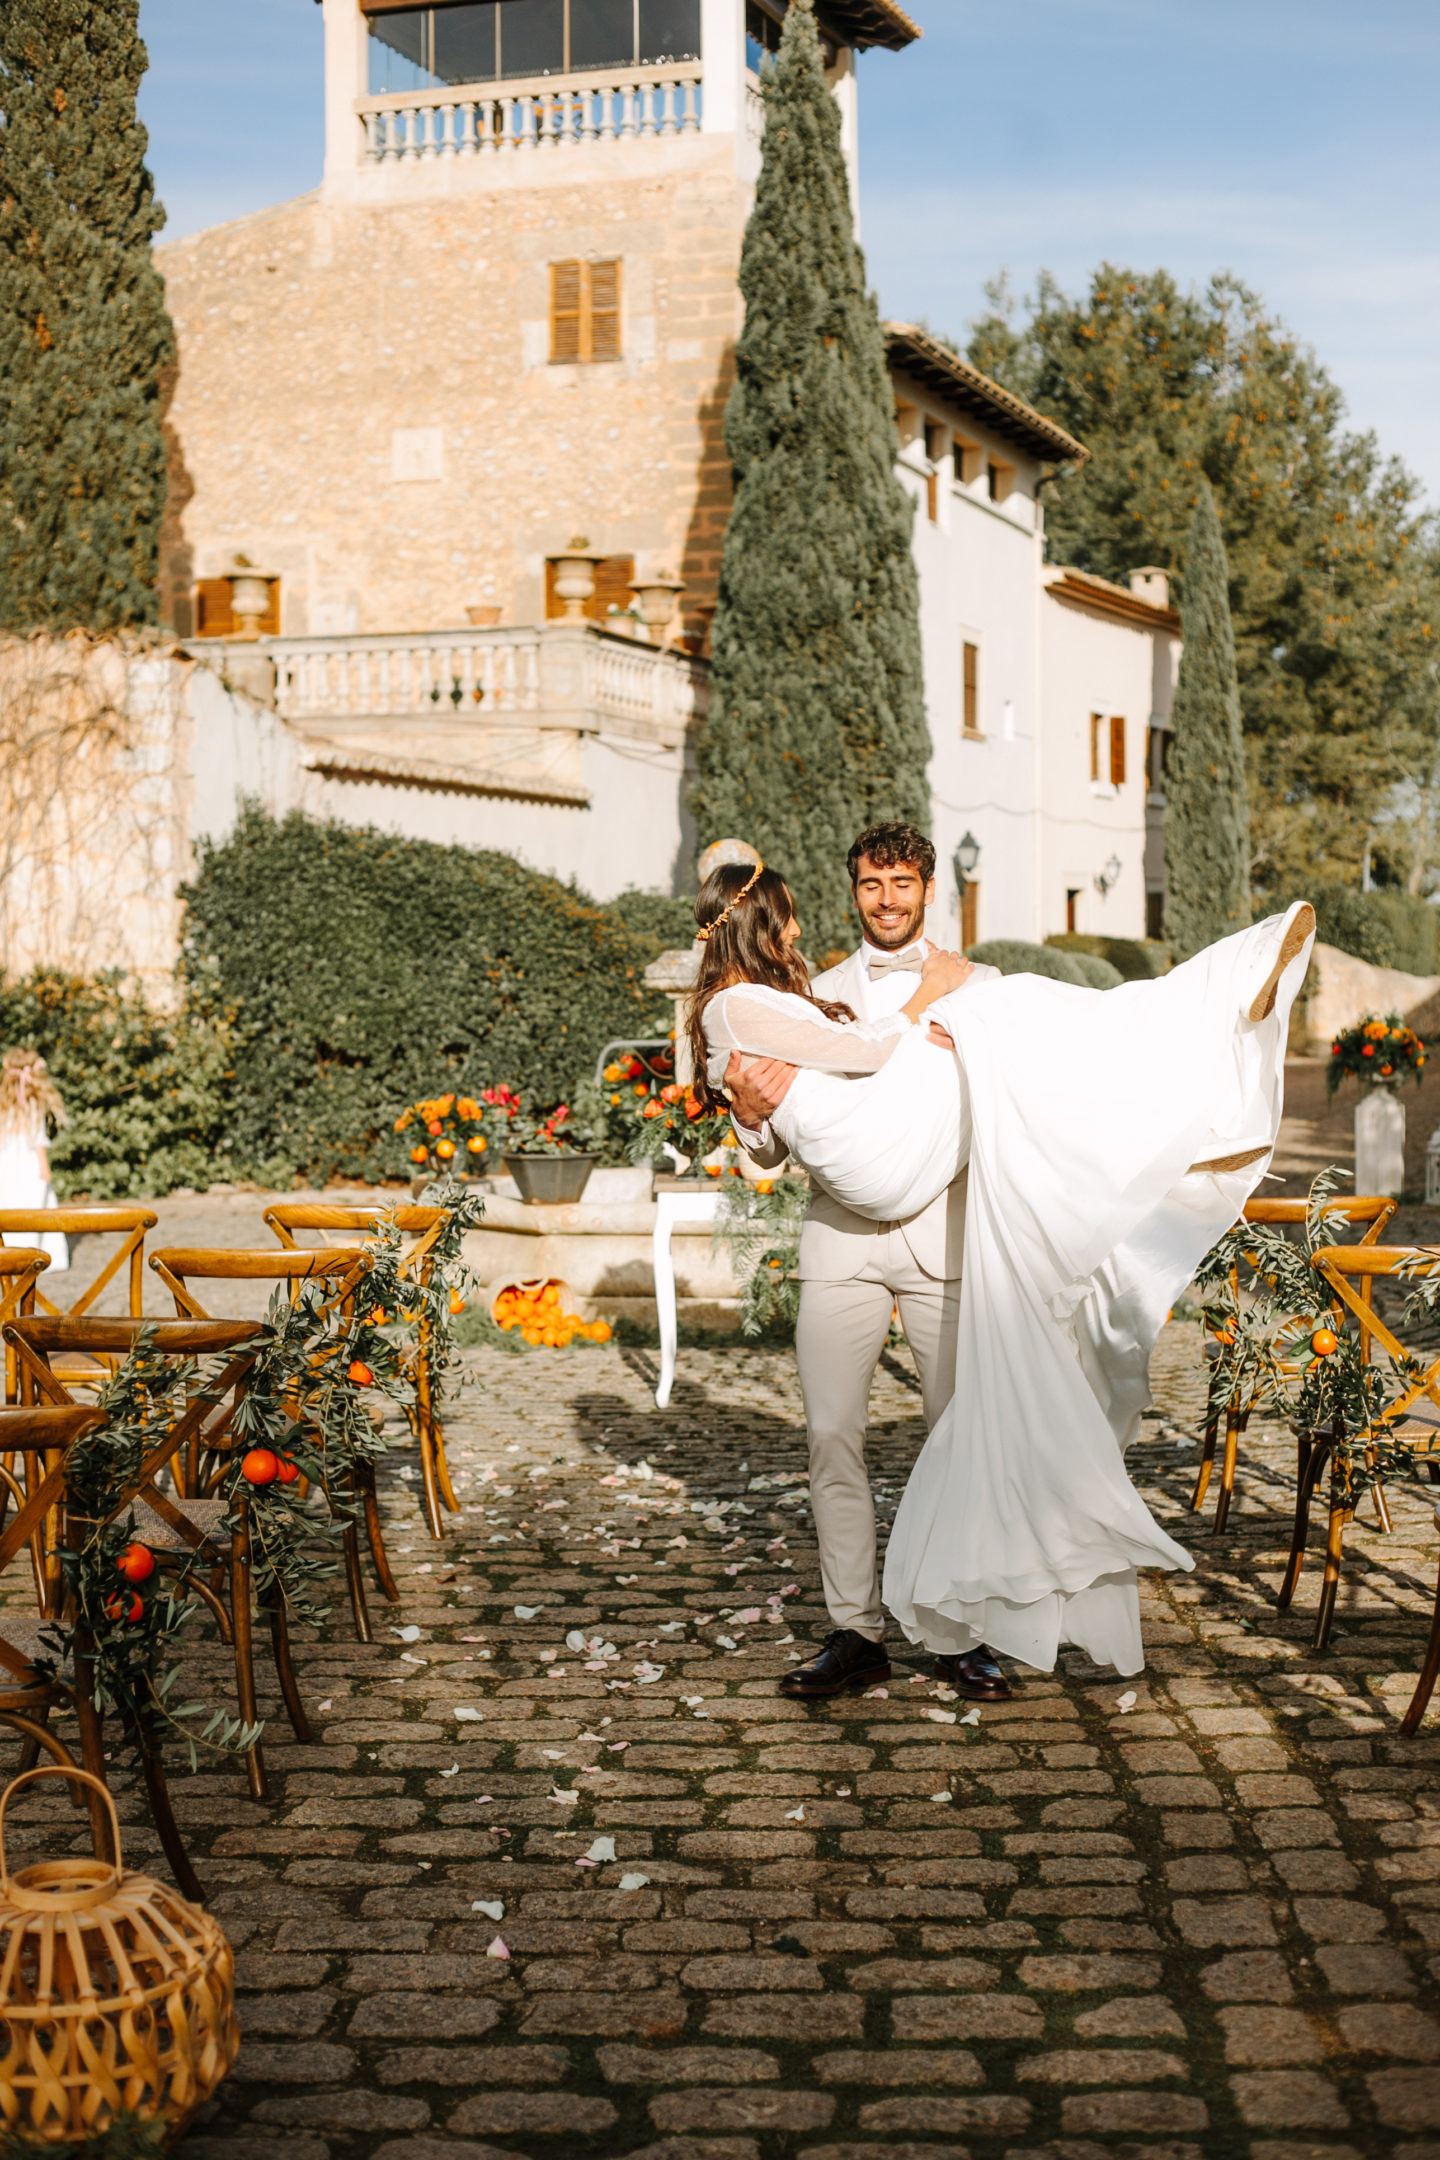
921, 948, 972, 995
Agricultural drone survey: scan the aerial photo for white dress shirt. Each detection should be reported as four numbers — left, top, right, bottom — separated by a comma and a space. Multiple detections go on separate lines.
852, 937, 928, 1022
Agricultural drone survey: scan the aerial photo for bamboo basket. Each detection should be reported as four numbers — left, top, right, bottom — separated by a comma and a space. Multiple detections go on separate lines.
0, 1766, 238, 2146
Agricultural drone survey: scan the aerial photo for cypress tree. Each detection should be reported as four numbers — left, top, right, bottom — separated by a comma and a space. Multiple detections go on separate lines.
690, 0, 930, 957
0, 0, 174, 631
1164, 482, 1251, 957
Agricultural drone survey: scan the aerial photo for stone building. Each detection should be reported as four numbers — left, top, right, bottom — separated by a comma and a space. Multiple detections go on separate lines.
143, 0, 1178, 946
155, 0, 919, 897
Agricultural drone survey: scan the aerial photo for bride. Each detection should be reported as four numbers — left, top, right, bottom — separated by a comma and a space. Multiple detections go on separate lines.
689, 859, 1314, 1677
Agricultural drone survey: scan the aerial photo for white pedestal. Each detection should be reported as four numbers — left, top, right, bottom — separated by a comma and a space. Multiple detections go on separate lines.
1355, 1087, 1406, 1200
652, 1189, 721, 1408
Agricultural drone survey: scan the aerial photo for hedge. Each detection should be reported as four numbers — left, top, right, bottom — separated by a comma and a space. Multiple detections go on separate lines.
969, 939, 1123, 990
1274, 884, 1439, 979
179, 806, 681, 1186
0, 971, 230, 1200
1045, 932, 1170, 981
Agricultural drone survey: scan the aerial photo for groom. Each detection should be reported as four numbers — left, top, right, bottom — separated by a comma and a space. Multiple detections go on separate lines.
725, 822, 1011, 1704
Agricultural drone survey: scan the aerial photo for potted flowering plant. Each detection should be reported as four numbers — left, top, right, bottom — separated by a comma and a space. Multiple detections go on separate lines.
596, 1048, 733, 1171
1328, 1013, 1425, 1201
499, 1098, 598, 1205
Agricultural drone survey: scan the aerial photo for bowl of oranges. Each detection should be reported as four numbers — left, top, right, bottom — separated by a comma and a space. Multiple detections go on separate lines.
489, 1276, 613, 1348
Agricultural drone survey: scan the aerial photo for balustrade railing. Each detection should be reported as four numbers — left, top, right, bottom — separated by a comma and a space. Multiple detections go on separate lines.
267, 630, 542, 721
212, 624, 707, 739
359, 65, 703, 162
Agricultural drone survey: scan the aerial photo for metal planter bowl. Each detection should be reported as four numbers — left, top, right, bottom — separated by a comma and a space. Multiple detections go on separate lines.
502, 1152, 597, 1206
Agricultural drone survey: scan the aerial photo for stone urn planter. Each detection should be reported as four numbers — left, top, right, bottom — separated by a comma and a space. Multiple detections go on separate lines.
1355, 1083, 1406, 1200
503, 1152, 597, 1205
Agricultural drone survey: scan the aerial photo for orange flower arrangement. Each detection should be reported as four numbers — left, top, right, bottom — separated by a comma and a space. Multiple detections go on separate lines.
1328, 1013, 1426, 1096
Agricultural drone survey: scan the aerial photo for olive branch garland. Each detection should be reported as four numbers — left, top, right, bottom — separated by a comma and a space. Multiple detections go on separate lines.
716, 1175, 809, 1338
1192, 1166, 1434, 1506
34, 1341, 263, 1770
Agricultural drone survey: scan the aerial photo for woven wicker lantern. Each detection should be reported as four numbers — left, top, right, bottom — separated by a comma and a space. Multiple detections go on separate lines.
0, 1766, 238, 2146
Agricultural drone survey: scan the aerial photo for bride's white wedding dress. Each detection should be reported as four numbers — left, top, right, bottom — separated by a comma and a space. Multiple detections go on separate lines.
702, 904, 1314, 1676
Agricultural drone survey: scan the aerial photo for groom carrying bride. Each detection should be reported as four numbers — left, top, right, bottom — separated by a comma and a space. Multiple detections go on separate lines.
723, 823, 1012, 1706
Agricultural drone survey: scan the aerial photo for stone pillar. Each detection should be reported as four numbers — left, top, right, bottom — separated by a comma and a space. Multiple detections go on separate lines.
1355, 1087, 1405, 1200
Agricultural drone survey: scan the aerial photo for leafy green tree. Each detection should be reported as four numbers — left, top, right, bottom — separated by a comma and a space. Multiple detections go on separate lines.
1163, 484, 1251, 956
0, 0, 174, 630
690, 0, 929, 957
968, 267, 1439, 895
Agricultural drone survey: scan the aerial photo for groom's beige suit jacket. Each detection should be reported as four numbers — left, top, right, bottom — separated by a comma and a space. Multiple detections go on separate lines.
735, 942, 967, 1280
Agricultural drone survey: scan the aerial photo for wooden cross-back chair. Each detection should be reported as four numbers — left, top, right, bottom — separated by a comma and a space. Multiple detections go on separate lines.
0, 1404, 182, 1883
1275, 1243, 1440, 1652
149, 1246, 398, 1634
1191, 1196, 1399, 1533
264, 1204, 460, 1540
0, 1250, 51, 1404
0, 1337, 272, 1904
0, 1208, 157, 1400
4, 1315, 300, 1809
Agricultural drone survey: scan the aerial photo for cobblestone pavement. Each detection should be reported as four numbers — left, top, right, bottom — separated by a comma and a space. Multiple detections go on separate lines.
8, 1182, 1440, 2159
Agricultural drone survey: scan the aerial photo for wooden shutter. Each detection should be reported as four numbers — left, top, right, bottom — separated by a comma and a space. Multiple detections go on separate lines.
961, 880, 979, 951
193, 578, 280, 638
1110, 714, 1126, 786
588, 259, 621, 361
962, 642, 978, 735
550, 261, 583, 364
195, 579, 232, 638
550, 259, 621, 364
1089, 712, 1103, 782
925, 471, 937, 523
545, 554, 635, 623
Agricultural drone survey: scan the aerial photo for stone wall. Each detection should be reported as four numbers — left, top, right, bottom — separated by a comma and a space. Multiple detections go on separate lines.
156, 144, 745, 644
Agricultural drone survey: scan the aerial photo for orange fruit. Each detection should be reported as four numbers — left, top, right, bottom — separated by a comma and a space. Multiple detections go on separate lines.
1310, 1328, 1338, 1357
410, 1145, 429, 1164
348, 1360, 374, 1386
468, 1135, 487, 1154
116, 1543, 155, 1584
242, 1448, 280, 1485
276, 1457, 301, 1485
436, 1138, 456, 1159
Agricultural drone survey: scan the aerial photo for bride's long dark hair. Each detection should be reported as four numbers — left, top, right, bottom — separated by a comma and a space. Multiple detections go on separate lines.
686, 863, 855, 1110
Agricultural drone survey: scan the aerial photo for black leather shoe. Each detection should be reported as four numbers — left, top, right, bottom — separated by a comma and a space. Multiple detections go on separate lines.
935, 1645, 1013, 1701
779, 1628, 891, 1699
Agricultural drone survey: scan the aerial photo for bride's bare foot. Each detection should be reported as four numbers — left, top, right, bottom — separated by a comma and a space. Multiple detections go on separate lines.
1247, 902, 1315, 1023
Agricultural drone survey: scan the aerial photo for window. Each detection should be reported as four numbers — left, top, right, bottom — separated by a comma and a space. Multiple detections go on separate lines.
962, 642, 979, 737
1091, 713, 1125, 785
1146, 890, 1165, 941
953, 437, 983, 486
960, 880, 978, 951
545, 553, 635, 621
746, 0, 783, 68
194, 578, 280, 638
1066, 888, 1081, 935
550, 259, 621, 363
988, 459, 1014, 504
365, 0, 700, 91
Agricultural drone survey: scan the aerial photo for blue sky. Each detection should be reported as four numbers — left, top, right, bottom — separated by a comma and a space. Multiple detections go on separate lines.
137, 0, 1440, 499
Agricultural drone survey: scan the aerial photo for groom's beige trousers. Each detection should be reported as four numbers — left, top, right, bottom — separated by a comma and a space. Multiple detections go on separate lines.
795, 1230, 961, 1640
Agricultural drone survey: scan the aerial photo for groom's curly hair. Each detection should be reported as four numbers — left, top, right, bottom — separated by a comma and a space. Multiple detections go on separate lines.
686, 863, 855, 1111
846, 822, 936, 888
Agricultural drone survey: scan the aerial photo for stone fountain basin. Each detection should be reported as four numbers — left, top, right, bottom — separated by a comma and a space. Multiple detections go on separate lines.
463, 1173, 741, 1330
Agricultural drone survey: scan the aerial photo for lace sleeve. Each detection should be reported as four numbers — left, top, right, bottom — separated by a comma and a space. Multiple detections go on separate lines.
715, 986, 910, 1074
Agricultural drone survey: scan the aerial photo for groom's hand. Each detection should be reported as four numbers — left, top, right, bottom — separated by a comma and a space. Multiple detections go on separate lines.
725, 1052, 797, 1129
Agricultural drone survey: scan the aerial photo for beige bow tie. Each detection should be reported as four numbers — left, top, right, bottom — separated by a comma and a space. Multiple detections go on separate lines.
867, 949, 925, 979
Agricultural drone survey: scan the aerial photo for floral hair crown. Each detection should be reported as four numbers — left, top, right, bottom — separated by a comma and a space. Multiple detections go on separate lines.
695, 858, 764, 943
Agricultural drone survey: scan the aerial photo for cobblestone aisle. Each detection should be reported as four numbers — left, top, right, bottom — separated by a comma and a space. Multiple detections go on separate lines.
6, 1321, 1440, 2160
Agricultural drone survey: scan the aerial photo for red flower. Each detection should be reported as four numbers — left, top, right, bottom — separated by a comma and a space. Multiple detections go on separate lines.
1362, 1044, 1376, 1058
1331, 1044, 1341, 1057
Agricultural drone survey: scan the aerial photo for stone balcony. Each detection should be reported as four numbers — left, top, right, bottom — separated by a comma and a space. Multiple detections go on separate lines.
357, 61, 704, 164
200, 620, 708, 810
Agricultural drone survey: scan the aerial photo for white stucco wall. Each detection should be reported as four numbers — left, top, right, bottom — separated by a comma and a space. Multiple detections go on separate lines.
1038, 589, 1159, 942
